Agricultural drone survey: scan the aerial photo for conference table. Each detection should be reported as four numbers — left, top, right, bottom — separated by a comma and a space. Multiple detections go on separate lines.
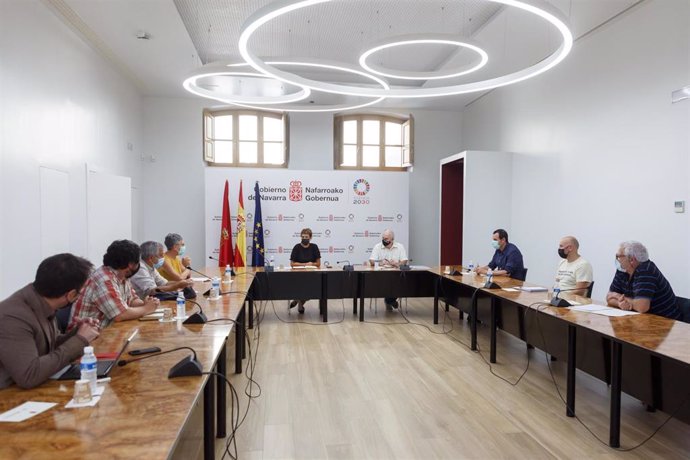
2, 265, 689, 456
430, 267, 690, 447
0, 270, 254, 460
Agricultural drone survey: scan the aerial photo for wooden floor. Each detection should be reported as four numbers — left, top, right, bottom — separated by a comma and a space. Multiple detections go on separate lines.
216, 298, 690, 459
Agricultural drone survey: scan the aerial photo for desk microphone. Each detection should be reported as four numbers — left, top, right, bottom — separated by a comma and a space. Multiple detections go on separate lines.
208, 256, 236, 276
182, 299, 208, 324
549, 287, 583, 308
186, 266, 212, 282
400, 259, 413, 271
117, 346, 203, 378
337, 260, 354, 271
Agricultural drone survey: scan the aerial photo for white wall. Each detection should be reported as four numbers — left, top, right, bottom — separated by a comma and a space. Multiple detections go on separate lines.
142, 100, 462, 267
461, 0, 690, 298
0, 1, 143, 297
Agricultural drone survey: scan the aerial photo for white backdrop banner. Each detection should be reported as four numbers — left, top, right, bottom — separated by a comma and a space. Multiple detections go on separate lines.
205, 168, 409, 267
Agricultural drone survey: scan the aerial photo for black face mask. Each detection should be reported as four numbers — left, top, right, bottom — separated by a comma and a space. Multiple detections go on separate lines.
558, 248, 567, 259
301, 238, 309, 245
126, 264, 140, 278
382, 239, 391, 247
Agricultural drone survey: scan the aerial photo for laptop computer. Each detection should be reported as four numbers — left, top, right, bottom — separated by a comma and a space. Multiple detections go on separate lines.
57, 329, 139, 380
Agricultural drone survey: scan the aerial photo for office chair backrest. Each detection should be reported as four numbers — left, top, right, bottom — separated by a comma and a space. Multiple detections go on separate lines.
676, 296, 690, 323
586, 281, 595, 298
512, 268, 528, 282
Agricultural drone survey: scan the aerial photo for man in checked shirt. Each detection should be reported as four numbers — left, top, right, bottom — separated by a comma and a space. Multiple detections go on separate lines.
70, 240, 159, 329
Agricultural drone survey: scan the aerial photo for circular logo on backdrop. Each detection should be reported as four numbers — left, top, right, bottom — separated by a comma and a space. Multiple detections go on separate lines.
396, 213, 403, 222
298, 213, 304, 221
348, 245, 354, 253
264, 229, 271, 236
247, 213, 253, 220
353, 179, 370, 196
325, 229, 331, 237
348, 213, 355, 221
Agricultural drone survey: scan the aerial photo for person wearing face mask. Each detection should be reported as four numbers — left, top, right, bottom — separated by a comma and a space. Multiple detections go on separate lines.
0, 254, 100, 389
369, 229, 408, 310
70, 240, 159, 329
158, 233, 192, 282
130, 241, 194, 299
554, 236, 593, 296
476, 228, 525, 279
606, 241, 680, 319
289, 228, 321, 313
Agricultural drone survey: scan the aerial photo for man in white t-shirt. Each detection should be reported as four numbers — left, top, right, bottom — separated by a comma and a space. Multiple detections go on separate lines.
555, 236, 593, 296
369, 229, 408, 310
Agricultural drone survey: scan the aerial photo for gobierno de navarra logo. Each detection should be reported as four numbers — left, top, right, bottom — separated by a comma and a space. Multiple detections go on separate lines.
352, 179, 370, 196
289, 180, 303, 201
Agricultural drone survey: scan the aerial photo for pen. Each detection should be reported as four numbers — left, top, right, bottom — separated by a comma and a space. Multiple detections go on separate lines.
97, 377, 111, 384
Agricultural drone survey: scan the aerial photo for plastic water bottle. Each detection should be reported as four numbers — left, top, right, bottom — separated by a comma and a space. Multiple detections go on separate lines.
468, 260, 475, 273
552, 282, 561, 300
224, 264, 232, 282
487, 268, 493, 284
176, 290, 186, 319
211, 277, 220, 299
80, 346, 98, 393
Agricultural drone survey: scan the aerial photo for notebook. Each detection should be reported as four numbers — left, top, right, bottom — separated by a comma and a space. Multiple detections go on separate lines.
56, 329, 138, 380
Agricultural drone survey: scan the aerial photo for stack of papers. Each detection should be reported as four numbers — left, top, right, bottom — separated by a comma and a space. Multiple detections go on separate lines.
518, 286, 548, 292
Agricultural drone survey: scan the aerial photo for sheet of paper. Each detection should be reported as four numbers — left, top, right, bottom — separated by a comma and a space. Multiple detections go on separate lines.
191, 277, 209, 282
591, 309, 640, 317
411, 265, 431, 270
569, 304, 608, 312
501, 288, 520, 292
519, 286, 548, 292
0, 402, 56, 422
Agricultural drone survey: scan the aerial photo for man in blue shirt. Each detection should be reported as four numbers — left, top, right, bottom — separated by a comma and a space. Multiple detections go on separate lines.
606, 241, 680, 320
476, 229, 525, 280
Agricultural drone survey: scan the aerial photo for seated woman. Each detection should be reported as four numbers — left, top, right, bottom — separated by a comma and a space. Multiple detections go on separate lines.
289, 228, 321, 314
158, 233, 192, 282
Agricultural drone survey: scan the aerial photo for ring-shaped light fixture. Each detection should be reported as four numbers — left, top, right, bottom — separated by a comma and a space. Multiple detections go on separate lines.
220, 60, 390, 113
183, 64, 311, 105
238, 0, 573, 99
359, 34, 488, 81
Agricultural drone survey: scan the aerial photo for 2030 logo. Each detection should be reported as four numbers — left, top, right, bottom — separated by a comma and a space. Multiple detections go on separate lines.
352, 179, 370, 205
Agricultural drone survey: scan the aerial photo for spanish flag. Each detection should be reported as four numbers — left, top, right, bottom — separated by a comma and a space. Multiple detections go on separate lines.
233, 180, 246, 267
218, 180, 233, 266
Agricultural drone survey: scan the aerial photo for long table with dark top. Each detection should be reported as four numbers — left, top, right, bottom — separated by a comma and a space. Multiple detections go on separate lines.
429, 267, 690, 447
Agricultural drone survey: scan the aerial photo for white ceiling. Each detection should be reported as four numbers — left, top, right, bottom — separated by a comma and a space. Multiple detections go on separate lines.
54, 0, 640, 112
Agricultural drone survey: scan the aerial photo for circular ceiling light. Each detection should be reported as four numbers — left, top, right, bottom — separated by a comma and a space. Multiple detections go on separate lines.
359, 34, 488, 81
219, 60, 390, 113
239, 0, 573, 99
183, 64, 311, 105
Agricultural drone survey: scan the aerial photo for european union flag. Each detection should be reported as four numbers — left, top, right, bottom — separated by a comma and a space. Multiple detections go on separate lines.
251, 181, 265, 266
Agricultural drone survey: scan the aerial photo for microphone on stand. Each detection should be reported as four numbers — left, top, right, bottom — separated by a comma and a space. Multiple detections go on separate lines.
186, 265, 212, 281
117, 346, 203, 378
182, 299, 207, 324
208, 256, 235, 276
337, 260, 354, 271
549, 287, 584, 307
399, 259, 413, 271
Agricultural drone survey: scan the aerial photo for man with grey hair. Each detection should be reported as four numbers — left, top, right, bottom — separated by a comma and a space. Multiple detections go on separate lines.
369, 229, 408, 310
555, 236, 593, 296
131, 241, 193, 299
606, 241, 680, 319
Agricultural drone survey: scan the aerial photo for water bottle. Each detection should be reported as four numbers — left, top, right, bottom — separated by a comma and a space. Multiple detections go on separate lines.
211, 277, 220, 299
224, 264, 232, 282
468, 260, 475, 273
176, 290, 186, 319
80, 346, 98, 393
552, 282, 561, 300
487, 268, 493, 284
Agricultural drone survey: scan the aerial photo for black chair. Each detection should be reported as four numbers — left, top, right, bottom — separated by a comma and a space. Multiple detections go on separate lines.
676, 296, 690, 323
56, 303, 72, 333
586, 281, 595, 298
512, 267, 528, 282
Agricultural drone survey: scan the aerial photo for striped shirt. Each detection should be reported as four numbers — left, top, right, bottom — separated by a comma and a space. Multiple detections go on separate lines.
70, 266, 139, 328
609, 260, 680, 320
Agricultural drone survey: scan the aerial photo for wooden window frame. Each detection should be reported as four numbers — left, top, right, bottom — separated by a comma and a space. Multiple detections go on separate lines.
203, 109, 290, 168
334, 114, 414, 171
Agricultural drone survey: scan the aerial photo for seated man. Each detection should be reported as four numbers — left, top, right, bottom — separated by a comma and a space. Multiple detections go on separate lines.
369, 229, 408, 310
131, 241, 194, 299
158, 233, 192, 281
289, 228, 321, 314
606, 241, 680, 319
0, 254, 100, 389
476, 228, 525, 279
70, 240, 159, 328
555, 236, 593, 296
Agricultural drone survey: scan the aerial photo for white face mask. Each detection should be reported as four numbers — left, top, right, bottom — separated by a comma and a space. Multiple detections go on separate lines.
154, 258, 164, 269
615, 258, 626, 272
491, 240, 500, 250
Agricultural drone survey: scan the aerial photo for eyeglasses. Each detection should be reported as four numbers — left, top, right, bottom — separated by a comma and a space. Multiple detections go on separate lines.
615, 254, 626, 260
